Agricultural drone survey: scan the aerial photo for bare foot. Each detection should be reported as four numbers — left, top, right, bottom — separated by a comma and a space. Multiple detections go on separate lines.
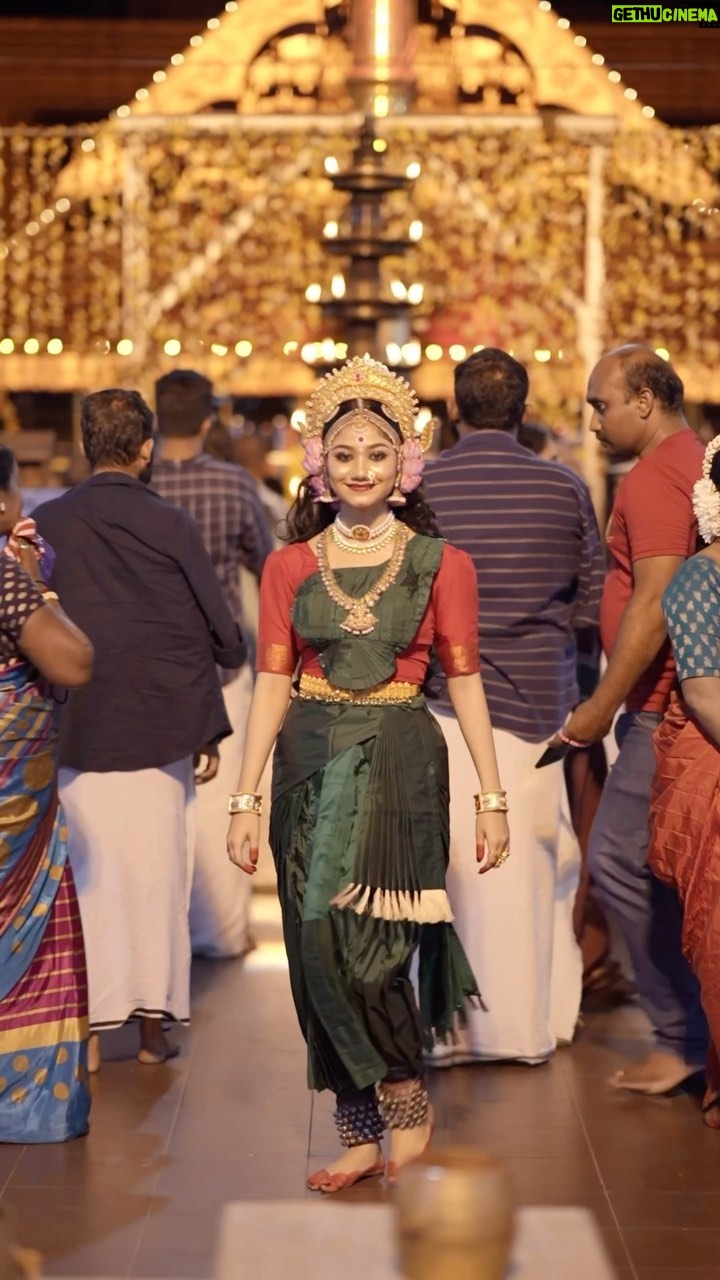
87, 1033, 100, 1075
387, 1116, 433, 1178
703, 1090, 720, 1129
306, 1142, 383, 1192
609, 1051, 703, 1095
138, 1018, 180, 1065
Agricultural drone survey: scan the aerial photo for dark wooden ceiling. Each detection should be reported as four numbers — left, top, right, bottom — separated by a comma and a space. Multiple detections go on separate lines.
0, 2, 717, 127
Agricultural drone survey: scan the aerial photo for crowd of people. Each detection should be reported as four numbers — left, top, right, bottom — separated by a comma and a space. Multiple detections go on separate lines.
1, 341, 719, 1170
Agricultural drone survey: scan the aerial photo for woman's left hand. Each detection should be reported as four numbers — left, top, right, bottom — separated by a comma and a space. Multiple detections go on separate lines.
476, 811, 510, 874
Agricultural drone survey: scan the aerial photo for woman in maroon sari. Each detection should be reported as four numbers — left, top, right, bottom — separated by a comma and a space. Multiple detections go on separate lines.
649, 434, 720, 1128
0, 447, 94, 1141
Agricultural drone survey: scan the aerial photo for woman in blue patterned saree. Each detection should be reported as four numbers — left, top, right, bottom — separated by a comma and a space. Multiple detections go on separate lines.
0, 448, 94, 1142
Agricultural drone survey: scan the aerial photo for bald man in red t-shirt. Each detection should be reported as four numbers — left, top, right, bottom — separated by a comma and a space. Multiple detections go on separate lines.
556, 346, 708, 1094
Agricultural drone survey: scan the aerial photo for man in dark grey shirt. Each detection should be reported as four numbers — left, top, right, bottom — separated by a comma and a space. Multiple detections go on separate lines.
35, 389, 244, 1071
423, 349, 604, 1066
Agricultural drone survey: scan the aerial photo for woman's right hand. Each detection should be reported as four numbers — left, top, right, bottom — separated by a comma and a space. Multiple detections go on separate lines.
227, 813, 260, 875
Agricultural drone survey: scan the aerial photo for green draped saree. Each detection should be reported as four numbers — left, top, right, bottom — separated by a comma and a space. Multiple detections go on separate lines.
264, 534, 480, 1096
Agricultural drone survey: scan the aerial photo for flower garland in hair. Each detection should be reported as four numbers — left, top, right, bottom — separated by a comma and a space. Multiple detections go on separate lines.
693, 434, 720, 544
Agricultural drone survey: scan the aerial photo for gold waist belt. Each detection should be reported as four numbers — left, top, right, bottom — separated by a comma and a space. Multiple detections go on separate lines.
298, 673, 421, 706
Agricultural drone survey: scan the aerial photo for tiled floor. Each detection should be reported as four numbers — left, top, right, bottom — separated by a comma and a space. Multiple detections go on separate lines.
2, 895, 719, 1279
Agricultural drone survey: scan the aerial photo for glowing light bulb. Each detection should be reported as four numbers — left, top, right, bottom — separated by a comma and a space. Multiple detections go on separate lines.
81, 138, 96, 153
641, 104, 656, 118
401, 341, 422, 366
283, 341, 299, 356
425, 344, 443, 361
47, 338, 63, 354
331, 274, 346, 299
235, 340, 253, 358
323, 221, 339, 238
390, 281, 408, 301
534, 349, 552, 363
116, 104, 131, 118
407, 283, 424, 305
153, 70, 167, 84
449, 344, 467, 361
164, 339, 182, 356
655, 347, 670, 361
170, 53, 185, 66
0, 339, 15, 354
406, 162, 421, 179
55, 198, 71, 214
210, 343, 228, 356
409, 220, 424, 242
324, 156, 340, 175
135, 88, 149, 102
24, 338, 40, 355
117, 339, 134, 356
305, 283, 322, 303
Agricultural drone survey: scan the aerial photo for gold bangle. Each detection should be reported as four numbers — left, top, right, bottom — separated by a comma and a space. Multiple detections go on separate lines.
228, 793, 262, 817
41, 591, 60, 603
474, 791, 509, 815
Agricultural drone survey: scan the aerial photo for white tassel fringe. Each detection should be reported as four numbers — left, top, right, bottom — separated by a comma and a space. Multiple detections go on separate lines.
331, 882, 454, 924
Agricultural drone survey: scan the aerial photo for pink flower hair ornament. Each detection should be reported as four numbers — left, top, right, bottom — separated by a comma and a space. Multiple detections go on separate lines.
302, 436, 324, 477
398, 438, 425, 494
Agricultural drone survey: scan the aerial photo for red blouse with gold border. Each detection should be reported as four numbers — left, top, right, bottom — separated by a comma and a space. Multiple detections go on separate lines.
256, 539, 480, 684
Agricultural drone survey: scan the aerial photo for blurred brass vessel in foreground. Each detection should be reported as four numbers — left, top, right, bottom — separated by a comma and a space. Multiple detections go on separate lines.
394, 1146, 515, 1280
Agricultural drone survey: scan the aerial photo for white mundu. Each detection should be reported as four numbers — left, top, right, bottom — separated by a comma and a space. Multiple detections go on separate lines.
430, 712, 582, 1065
189, 665, 265, 955
59, 758, 195, 1030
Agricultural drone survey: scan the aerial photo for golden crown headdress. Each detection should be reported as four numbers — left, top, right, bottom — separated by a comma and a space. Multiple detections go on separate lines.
302, 354, 432, 453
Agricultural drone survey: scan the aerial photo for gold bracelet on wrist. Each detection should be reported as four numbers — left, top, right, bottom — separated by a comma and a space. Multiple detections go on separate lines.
228, 793, 262, 817
41, 590, 60, 603
474, 791, 509, 815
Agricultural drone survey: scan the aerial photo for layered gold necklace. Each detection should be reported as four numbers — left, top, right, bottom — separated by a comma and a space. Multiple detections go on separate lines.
316, 521, 410, 635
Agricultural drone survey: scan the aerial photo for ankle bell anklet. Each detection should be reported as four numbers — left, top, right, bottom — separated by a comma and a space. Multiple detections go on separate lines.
376, 1079, 430, 1130
333, 1096, 385, 1147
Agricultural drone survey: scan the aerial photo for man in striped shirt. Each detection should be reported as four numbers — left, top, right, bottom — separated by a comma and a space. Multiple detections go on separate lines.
424, 348, 605, 1065
152, 370, 273, 960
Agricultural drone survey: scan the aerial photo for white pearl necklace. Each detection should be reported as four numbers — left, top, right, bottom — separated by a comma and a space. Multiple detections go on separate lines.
332, 512, 396, 555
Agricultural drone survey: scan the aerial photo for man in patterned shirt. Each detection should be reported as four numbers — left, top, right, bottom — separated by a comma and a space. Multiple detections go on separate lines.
153, 370, 273, 959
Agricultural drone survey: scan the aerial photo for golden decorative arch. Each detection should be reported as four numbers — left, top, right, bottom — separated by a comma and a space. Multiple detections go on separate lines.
120, 0, 652, 125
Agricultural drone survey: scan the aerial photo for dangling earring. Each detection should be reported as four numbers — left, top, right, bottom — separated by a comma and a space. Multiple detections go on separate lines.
388, 486, 406, 507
